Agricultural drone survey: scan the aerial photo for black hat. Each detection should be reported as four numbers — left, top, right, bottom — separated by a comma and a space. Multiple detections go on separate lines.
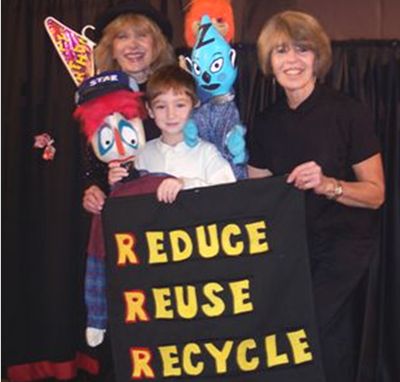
75, 71, 139, 105
94, 0, 173, 42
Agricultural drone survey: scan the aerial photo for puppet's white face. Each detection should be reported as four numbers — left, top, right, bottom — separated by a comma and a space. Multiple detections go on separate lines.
91, 112, 145, 164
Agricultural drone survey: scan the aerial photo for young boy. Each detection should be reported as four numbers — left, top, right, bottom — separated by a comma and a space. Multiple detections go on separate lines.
109, 64, 236, 202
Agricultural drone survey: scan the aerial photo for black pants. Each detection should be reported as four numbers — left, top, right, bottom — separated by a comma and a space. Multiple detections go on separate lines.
311, 237, 374, 382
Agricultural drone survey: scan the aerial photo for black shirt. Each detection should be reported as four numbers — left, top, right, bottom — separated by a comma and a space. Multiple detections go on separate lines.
247, 84, 380, 264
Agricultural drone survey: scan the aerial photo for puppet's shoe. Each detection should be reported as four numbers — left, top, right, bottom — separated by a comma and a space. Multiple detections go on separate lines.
86, 327, 106, 347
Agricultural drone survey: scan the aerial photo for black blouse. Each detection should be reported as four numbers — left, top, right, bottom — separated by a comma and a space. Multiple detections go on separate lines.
247, 84, 381, 265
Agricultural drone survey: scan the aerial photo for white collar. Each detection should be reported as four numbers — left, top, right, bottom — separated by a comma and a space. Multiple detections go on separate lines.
156, 139, 190, 153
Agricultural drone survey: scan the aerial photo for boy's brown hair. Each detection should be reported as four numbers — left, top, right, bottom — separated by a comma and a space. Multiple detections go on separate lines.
146, 65, 198, 105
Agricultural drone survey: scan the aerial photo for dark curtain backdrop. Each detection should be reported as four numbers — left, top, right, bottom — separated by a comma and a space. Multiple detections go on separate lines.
3, 1, 399, 382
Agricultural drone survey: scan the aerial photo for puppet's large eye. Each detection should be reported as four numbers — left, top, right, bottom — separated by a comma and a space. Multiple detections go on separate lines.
193, 62, 201, 76
119, 120, 139, 149
97, 124, 114, 156
210, 57, 224, 73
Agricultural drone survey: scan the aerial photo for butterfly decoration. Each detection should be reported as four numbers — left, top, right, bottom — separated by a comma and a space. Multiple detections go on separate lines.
33, 133, 56, 161
44, 16, 96, 87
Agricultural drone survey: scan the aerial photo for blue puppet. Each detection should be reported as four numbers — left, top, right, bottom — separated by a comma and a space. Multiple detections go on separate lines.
185, 15, 247, 179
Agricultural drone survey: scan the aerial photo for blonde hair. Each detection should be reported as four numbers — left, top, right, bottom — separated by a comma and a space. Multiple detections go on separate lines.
146, 65, 198, 106
257, 11, 332, 78
94, 14, 175, 74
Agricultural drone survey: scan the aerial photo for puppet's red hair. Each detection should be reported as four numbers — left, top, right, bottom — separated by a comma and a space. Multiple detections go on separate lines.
184, 0, 235, 47
73, 90, 147, 140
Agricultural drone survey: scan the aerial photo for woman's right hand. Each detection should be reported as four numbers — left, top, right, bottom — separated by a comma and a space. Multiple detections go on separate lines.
83, 185, 106, 214
108, 162, 129, 186
286, 161, 325, 192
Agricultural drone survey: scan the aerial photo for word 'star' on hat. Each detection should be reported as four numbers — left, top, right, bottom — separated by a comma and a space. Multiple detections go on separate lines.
75, 71, 139, 105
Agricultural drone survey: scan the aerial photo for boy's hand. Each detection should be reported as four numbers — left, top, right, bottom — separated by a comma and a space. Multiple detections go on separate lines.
157, 178, 184, 203
108, 162, 129, 186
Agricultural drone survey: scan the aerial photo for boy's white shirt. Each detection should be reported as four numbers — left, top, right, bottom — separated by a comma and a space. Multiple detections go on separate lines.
135, 138, 236, 188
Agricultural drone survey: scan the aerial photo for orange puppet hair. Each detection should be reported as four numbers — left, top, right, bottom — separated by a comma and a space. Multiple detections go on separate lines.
73, 90, 147, 140
184, 0, 235, 47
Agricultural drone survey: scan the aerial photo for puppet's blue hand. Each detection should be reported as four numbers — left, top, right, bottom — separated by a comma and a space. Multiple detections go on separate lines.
183, 118, 199, 147
226, 124, 247, 165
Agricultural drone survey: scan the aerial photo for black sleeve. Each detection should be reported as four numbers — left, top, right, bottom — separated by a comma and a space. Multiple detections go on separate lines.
347, 100, 380, 165
246, 112, 270, 169
82, 140, 110, 194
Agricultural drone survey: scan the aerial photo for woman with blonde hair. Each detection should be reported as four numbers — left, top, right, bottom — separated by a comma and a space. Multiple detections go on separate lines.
83, 0, 176, 214
94, 4, 175, 83
248, 10, 385, 382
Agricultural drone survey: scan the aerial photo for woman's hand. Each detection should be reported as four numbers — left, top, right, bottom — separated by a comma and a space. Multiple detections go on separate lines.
83, 185, 106, 214
157, 178, 184, 203
108, 162, 129, 186
286, 161, 329, 194
286, 155, 385, 209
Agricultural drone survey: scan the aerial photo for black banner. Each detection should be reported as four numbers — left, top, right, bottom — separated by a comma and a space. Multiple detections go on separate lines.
103, 176, 325, 381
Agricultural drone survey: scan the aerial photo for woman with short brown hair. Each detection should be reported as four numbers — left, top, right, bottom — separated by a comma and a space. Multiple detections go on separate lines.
248, 10, 385, 382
